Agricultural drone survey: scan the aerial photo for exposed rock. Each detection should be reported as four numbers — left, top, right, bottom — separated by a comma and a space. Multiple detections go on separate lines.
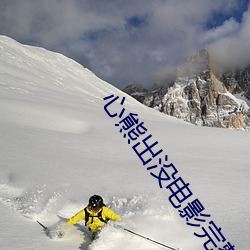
123, 84, 147, 103
217, 66, 250, 99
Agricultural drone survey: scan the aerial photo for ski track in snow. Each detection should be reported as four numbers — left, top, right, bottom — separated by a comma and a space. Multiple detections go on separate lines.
0, 180, 189, 250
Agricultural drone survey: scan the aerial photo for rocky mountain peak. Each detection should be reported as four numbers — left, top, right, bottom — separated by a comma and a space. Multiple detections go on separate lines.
177, 48, 210, 78
123, 49, 250, 130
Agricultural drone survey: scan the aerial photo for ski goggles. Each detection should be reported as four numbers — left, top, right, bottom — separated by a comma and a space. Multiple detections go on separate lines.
89, 205, 101, 212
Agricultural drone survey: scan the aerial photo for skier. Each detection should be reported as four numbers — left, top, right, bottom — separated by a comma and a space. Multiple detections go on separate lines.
66, 194, 122, 239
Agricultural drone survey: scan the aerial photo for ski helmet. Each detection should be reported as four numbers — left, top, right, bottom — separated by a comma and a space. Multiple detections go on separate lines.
89, 195, 104, 210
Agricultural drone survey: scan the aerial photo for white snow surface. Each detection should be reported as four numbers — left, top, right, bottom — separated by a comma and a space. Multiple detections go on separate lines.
0, 35, 249, 250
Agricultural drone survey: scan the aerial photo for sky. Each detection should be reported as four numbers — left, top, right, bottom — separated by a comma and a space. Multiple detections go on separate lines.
0, 0, 249, 89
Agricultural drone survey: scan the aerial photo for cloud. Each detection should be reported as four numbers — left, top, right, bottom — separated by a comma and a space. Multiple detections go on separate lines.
200, 18, 240, 45
0, 0, 249, 89
208, 3, 250, 69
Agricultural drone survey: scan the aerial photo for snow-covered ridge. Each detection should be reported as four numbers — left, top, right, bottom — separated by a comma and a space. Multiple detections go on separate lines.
0, 35, 147, 133
0, 35, 147, 107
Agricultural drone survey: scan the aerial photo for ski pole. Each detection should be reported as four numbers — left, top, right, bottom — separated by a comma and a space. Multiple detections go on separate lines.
122, 227, 179, 250
37, 220, 48, 231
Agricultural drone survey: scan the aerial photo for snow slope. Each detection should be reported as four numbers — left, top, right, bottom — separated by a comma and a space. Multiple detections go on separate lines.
0, 35, 249, 250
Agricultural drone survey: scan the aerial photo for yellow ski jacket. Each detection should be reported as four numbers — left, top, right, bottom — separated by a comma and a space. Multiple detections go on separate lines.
67, 206, 121, 233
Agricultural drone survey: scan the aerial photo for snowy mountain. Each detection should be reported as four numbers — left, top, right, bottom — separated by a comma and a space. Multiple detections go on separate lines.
124, 49, 250, 130
0, 36, 250, 250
